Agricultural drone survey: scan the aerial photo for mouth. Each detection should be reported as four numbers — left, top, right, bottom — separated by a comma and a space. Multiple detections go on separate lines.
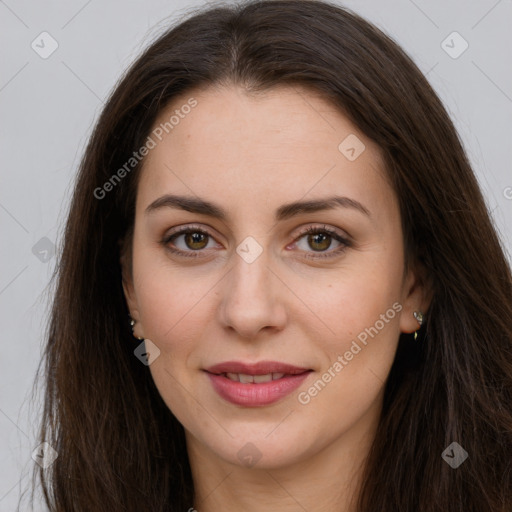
204, 360, 313, 406
212, 372, 293, 383
205, 360, 312, 376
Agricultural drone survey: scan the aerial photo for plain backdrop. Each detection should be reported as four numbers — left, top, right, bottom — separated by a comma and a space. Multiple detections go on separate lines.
1, 0, 511, 509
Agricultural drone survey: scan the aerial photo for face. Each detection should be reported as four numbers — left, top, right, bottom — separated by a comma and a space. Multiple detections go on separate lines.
122, 84, 426, 470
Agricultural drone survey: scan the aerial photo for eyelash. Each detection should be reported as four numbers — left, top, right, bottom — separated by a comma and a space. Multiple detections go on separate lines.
161, 224, 351, 260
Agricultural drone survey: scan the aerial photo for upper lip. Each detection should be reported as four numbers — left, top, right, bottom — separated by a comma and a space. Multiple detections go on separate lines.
205, 360, 311, 375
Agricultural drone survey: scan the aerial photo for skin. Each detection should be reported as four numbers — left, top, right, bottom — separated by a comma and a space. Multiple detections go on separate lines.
122, 84, 430, 512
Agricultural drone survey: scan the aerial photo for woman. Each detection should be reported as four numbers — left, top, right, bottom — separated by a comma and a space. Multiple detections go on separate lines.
29, 0, 512, 510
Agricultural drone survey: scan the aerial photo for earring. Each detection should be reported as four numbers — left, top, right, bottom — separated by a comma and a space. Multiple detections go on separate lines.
129, 317, 144, 341
413, 311, 423, 340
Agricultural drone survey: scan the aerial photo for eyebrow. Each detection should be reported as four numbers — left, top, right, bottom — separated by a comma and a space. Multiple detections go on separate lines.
145, 194, 371, 221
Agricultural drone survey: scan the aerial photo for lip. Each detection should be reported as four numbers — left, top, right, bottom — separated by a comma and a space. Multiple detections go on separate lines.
204, 360, 312, 407
205, 360, 310, 375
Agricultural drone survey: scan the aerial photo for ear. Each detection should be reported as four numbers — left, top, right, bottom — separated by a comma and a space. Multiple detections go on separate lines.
119, 237, 141, 325
399, 261, 433, 334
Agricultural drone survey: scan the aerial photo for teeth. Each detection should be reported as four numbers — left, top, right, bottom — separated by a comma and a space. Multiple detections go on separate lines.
224, 372, 286, 383
253, 374, 272, 383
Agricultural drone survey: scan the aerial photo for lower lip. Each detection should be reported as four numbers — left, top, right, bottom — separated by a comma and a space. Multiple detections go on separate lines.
205, 371, 312, 407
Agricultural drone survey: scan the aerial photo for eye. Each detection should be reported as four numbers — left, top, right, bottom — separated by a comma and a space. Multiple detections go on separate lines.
162, 225, 219, 258
162, 224, 351, 260
292, 225, 351, 259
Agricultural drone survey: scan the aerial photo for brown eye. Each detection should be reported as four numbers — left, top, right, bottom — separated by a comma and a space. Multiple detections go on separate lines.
306, 232, 332, 251
293, 225, 351, 259
162, 226, 218, 258
182, 231, 209, 250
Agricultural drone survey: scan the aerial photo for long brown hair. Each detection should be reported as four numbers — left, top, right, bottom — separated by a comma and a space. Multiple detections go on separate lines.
26, 0, 512, 510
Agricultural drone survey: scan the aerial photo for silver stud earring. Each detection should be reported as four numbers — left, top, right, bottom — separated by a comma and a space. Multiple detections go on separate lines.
413, 311, 423, 340
129, 317, 144, 341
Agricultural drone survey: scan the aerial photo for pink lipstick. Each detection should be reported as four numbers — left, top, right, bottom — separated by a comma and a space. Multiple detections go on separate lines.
204, 360, 312, 407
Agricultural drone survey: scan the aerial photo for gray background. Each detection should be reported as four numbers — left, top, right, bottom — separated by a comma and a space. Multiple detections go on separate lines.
1, 0, 511, 509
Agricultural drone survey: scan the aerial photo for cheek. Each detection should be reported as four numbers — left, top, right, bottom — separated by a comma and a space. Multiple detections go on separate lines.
302, 259, 403, 346
295, 257, 404, 404
135, 268, 209, 348
133, 250, 199, 351
132, 262, 213, 421
294, 284, 401, 439
130, 233, 208, 327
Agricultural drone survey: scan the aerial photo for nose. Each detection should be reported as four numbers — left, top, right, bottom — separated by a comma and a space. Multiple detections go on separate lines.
217, 248, 288, 340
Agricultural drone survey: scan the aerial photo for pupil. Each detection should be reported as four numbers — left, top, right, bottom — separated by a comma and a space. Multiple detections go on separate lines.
183, 232, 332, 252
187, 232, 207, 249
309, 233, 330, 251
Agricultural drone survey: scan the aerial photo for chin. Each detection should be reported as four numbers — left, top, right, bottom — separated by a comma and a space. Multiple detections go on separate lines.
199, 427, 318, 470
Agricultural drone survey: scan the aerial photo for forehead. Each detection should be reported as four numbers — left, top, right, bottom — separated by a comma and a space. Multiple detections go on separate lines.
136, 84, 396, 225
